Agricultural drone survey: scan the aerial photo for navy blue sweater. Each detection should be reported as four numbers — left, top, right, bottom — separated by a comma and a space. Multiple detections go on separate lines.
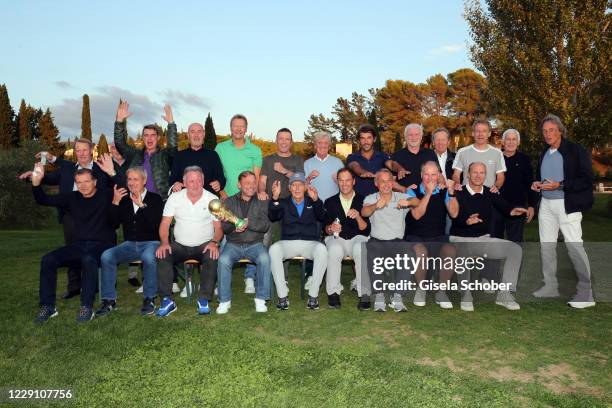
268, 196, 326, 241
450, 186, 515, 238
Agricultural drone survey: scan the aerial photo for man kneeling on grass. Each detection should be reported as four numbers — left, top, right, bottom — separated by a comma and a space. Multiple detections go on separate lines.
31, 163, 116, 323
96, 165, 164, 317
217, 171, 271, 314
268, 173, 327, 310
155, 166, 223, 317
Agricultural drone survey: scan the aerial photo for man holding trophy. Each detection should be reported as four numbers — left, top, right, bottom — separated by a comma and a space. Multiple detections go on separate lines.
215, 171, 272, 314
155, 166, 223, 317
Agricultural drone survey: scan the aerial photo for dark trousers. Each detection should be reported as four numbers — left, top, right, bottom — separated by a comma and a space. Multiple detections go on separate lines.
157, 241, 217, 300
490, 207, 526, 243
62, 213, 82, 292
40, 240, 113, 308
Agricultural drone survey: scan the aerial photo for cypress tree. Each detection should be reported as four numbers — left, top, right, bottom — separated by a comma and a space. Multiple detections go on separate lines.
81, 94, 92, 140
204, 113, 217, 149
0, 84, 16, 149
97, 133, 109, 155
393, 131, 403, 153
38, 108, 61, 155
17, 99, 31, 145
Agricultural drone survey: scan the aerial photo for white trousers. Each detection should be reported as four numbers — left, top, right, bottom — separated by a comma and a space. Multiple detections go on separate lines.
269, 240, 327, 298
324, 235, 368, 296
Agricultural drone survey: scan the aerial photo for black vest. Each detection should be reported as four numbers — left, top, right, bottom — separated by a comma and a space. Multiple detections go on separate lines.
405, 189, 447, 238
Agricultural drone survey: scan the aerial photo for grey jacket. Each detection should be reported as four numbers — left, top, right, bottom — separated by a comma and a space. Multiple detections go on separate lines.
222, 194, 270, 244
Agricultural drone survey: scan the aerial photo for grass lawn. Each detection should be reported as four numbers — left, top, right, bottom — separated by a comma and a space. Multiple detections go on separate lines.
0, 195, 610, 407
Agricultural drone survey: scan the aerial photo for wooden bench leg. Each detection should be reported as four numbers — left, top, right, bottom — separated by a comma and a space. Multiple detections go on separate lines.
300, 259, 306, 300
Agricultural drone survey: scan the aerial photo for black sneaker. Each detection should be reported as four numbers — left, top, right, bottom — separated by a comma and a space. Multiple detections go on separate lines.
95, 299, 116, 317
35, 305, 58, 324
328, 293, 341, 309
141, 298, 155, 316
307, 296, 320, 310
128, 277, 141, 287
357, 296, 371, 311
76, 306, 95, 323
276, 297, 289, 311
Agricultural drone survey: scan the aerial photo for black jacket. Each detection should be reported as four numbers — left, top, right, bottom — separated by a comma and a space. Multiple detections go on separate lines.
323, 193, 370, 239
109, 191, 164, 242
268, 196, 326, 241
536, 138, 593, 214
438, 149, 456, 180
222, 194, 270, 244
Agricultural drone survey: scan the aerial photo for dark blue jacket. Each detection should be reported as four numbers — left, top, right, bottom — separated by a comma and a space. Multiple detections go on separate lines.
268, 195, 326, 241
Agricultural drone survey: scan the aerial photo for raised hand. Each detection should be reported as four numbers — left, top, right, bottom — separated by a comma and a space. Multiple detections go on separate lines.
31, 163, 45, 186
112, 185, 128, 205
209, 180, 221, 192
116, 99, 132, 122
271, 180, 281, 200
306, 184, 318, 201
375, 196, 389, 210
35, 151, 56, 163
131, 190, 144, 208
161, 104, 174, 123
346, 209, 360, 219
307, 170, 320, 182
96, 153, 115, 175
171, 181, 184, 192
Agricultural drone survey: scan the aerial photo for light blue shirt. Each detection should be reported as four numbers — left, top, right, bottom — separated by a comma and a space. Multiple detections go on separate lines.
304, 154, 344, 202
541, 148, 564, 200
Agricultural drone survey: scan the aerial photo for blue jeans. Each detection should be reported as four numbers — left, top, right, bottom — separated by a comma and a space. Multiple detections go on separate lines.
100, 241, 160, 300
217, 242, 271, 302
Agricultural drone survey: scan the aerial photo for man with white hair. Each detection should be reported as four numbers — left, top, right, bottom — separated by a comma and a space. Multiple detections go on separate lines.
155, 166, 223, 317
493, 129, 537, 242
304, 131, 344, 202
389, 123, 438, 192
531, 114, 595, 308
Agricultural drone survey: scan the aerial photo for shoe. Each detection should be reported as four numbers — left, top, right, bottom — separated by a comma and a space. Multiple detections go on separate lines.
532, 285, 560, 298
95, 299, 117, 317
216, 300, 231, 315
460, 291, 474, 311
76, 305, 95, 323
373, 293, 386, 312
304, 276, 313, 290
244, 278, 256, 294
140, 298, 155, 316
307, 296, 320, 310
435, 290, 453, 309
197, 298, 211, 315
172, 282, 180, 294
156, 297, 177, 317
350, 279, 357, 292
328, 293, 341, 309
254, 298, 268, 313
61, 289, 80, 300
357, 296, 371, 311
135, 285, 143, 294
128, 277, 141, 287
180, 282, 196, 298
495, 291, 520, 310
568, 295, 596, 309
413, 288, 426, 307
480, 278, 495, 294
35, 305, 58, 324
276, 296, 289, 310
390, 293, 407, 312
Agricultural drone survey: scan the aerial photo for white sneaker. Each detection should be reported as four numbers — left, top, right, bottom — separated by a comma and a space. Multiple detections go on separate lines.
568, 300, 596, 309
391, 294, 408, 312
480, 278, 495, 294
304, 276, 313, 290
533, 285, 560, 298
244, 278, 256, 294
373, 293, 386, 312
460, 301, 474, 312
135, 285, 143, 294
254, 298, 268, 313
495, 291, 520, 311
349, 279, 357, 292
435, 290, 453, 309
413, 288, 426, 307
172, 282, 181, 294
216, 300, 231, 314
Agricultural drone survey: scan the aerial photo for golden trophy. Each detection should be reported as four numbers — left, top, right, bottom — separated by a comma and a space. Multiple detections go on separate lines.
208, 199, 247, 229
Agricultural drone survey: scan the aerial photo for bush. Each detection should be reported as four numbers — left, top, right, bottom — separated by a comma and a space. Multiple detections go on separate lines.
0, 141, 54, 228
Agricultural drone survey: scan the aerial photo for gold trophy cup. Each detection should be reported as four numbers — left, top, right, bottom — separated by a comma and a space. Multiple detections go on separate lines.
208, 199, 247, 229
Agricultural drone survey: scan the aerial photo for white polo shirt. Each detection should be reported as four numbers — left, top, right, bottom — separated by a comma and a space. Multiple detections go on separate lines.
163, 189, 219, 246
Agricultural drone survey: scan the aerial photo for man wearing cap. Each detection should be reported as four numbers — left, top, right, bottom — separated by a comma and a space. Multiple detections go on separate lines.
268, 172, 327, 310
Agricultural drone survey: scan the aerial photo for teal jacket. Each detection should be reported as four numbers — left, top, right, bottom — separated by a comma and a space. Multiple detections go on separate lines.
113, 121, 177, 200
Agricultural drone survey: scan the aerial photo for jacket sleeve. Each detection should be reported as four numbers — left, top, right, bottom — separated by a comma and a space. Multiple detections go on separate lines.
32, 185, 70, 208
524, 156, 538, 208
163, 122, 178, 164
113, 121, 137, 162
108, 201, 122, 230
323, 199, 335, 226
212, 151, 227, 190
313, 198, 326, 222
491, 192, 514, 216
268, 200, 284, 222
247, 200, 270, 233
565, 145, 593, 193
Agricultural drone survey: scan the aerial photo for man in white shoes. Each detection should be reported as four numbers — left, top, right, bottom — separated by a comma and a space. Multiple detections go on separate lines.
531, 114, 595, 309
216, 171, 271, 313
447, 162, 528, 311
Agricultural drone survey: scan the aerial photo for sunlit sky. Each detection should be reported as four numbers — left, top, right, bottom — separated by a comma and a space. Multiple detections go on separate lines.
1, 1, 475, 141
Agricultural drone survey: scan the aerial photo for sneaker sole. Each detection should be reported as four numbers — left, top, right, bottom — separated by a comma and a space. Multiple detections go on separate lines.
412, 302, 426, 307
495, 301, 520, 310
568, 301, 596, 309
460, 303, 474, 312
157, 306, 177, 317
436, 301, 454, 309
141, 309, 155, 316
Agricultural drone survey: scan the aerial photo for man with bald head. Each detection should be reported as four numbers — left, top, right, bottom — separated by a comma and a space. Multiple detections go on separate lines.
169, 122, 226, 196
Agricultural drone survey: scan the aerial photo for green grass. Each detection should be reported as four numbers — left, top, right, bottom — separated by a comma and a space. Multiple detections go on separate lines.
0, 195, 610, 407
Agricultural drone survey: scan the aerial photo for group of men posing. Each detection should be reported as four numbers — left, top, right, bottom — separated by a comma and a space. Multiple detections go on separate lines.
21, 101, 596, 323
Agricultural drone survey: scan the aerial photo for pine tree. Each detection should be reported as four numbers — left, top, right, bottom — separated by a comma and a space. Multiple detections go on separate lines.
394, 131, 403, 153
38, 108, 61, 155
97, 133, 109, 155
367, 107, 383, 152
0, 84, 16, 149
29, 107, 43, 141
204, 113, 217, 149
17, 99, 31, 145
81, 94, 92, 140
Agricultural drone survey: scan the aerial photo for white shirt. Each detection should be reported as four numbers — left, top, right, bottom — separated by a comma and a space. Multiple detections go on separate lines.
163, 189, 219, 246
436, 150, 447, 175
465, 184, 484, 195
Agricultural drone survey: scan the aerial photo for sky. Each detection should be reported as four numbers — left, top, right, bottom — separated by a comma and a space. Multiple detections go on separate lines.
1, 0, 475, 141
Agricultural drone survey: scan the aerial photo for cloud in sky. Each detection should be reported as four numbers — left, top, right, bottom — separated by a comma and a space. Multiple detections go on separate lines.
426, 44, 465, 57
52, 86, 163, 140
160, 89, 209, 110
55, 80, 74, 89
